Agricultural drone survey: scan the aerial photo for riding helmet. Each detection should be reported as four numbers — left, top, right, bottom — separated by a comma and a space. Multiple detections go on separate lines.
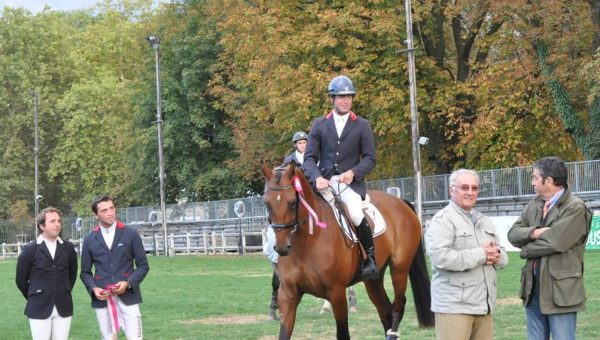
327, 75, 356, 96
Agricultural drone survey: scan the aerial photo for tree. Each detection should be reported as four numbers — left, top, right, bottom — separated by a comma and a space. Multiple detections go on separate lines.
211, 1, 419, 181
0, 8, 83, 217
131, 0, 249, 203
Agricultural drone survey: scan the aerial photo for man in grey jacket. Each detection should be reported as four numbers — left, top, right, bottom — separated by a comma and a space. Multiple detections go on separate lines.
425, 169, 508, 340
508, 157, 591, 340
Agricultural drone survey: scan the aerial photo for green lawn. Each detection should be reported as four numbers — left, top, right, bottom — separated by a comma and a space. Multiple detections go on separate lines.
2, 251, 600, 339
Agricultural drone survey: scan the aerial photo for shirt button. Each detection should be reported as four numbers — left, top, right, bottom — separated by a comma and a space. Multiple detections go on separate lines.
336, 152, 339, 155
337, 141, 340, 144
335, 163, 338, 167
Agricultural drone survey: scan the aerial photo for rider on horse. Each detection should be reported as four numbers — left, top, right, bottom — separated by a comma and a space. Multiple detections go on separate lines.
302, 75, 378, 280
284, 131, 308, 167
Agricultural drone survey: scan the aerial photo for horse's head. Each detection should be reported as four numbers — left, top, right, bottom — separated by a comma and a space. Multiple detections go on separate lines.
261, 162, 305, 256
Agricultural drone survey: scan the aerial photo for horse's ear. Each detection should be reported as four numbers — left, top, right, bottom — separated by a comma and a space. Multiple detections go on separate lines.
261, 162, 273, 180
287, 162, 296, 179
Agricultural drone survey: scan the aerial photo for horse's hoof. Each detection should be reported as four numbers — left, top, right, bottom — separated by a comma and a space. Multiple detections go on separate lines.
267, 314, 279, 321
319, 307, 330, 314
385, 329, 399, 339
350, 306, 357, 313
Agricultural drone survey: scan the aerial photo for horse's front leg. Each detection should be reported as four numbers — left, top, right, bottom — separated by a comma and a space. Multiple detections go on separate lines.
329, 288, 351, 340
277, 287, 302, 340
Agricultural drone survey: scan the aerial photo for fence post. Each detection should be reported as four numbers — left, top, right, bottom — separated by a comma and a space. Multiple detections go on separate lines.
574, 162, 580, 192
221, 231, 226, 254
186, 233, 191, 255
169, 234, 175, 256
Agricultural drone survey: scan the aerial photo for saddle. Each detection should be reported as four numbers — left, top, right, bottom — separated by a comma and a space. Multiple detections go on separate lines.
320, 189, 386, 242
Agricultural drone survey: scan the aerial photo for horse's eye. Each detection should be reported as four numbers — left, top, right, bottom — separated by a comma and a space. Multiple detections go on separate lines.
264, 202, 272, 213
288, 201, 296, 211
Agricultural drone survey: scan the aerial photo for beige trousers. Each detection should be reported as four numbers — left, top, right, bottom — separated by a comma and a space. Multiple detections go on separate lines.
435, 313, 493, 340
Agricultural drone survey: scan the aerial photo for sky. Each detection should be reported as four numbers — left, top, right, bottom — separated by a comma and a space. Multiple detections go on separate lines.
0, 0, 102, 13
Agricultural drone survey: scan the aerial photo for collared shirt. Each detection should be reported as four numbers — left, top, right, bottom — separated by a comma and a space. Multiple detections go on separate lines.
449, 200, 476, 225
334, 113, 349, 137
36, 234, 64, 259
546, 188, 565, 213
295, 150, 304, 165
100, 222, 117, 249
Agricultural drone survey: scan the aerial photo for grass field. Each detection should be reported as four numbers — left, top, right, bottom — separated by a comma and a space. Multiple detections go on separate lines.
2, 251, 600, 339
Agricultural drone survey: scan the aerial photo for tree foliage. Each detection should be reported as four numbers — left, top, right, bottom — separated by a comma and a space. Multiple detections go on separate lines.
0, 0, 598, 219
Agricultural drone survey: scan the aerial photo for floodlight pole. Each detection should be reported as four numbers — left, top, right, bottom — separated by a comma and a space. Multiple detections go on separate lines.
402, 0, 423, 223
32, 90, 40, 231
146, 34, 169, 256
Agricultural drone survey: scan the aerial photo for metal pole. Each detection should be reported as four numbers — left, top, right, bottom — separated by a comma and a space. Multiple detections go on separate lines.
32, 90, 39, 233
155, 46, 168, 256
403, 0, 423, 222
238, 217, 243, 255
147, 35, 169, 256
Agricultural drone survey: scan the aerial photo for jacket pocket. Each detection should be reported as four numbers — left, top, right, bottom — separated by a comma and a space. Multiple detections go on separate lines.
27, 287, 43, 297
519, 265, 527, 301
550, 269, 585, 307
448, 276, 482, 303
453, 230, 476, 249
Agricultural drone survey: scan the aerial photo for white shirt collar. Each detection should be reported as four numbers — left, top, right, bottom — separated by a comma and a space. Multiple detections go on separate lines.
335, 112, 349, 123
36, 234, 64, 244
295, 151, 304, 165
100, 222, 117, 234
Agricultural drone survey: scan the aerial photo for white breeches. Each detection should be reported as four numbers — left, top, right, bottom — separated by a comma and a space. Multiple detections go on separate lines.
94, 297, 143, 340
327, 175, 364, 226
29, 306, 72, 340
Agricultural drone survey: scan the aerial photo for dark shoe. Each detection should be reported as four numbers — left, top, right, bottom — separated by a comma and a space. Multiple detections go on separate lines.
362, 246, 379, 280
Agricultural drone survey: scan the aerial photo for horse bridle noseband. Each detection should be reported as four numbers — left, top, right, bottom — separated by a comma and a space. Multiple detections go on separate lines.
266, 183, 301, 230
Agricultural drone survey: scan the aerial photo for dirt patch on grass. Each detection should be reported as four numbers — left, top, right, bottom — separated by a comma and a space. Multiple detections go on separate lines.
180, 314, 269, 325
497, 297, 522, 306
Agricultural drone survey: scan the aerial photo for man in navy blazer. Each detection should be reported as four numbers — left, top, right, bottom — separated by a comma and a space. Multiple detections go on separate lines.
16, 207, 77, 340
303, 75, 378, 280
81, 194, 149, 340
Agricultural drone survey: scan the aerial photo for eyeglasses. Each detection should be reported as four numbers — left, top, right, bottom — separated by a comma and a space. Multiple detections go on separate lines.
452, 185, 480, 192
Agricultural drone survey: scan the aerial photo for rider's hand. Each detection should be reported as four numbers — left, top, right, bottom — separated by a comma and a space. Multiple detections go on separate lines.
316, 177, 330, 191
93, 287, 109, 301
339, 170, 354, 185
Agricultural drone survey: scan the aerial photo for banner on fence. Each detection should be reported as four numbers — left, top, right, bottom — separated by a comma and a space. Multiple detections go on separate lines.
585, 215, 600, 250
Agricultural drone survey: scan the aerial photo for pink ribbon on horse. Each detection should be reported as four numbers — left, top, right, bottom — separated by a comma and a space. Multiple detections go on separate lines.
292, 176, 327, 230
102, 283, 121, 334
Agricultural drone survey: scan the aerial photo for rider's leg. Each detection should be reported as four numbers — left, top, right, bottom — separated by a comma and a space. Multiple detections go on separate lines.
357, 217, 378, 280
334, 178, 378, 280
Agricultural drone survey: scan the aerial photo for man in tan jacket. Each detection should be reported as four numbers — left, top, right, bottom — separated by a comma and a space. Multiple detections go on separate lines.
508, 157, 592, 340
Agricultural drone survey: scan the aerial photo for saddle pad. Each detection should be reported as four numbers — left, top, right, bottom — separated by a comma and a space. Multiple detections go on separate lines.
320, 191, 387, 242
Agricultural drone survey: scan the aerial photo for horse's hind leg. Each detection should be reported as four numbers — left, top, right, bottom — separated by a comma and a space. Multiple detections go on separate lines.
385, 271, 410, 339
363, 276, 394, 332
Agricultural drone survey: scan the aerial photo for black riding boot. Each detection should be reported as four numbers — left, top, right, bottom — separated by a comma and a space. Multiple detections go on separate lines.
358, 218, 378, 280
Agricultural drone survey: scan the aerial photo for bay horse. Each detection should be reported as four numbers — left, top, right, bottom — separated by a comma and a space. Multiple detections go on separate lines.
261, 162, 434, 340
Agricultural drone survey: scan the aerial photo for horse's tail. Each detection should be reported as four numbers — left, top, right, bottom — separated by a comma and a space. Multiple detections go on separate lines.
408, 235, 435, 327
